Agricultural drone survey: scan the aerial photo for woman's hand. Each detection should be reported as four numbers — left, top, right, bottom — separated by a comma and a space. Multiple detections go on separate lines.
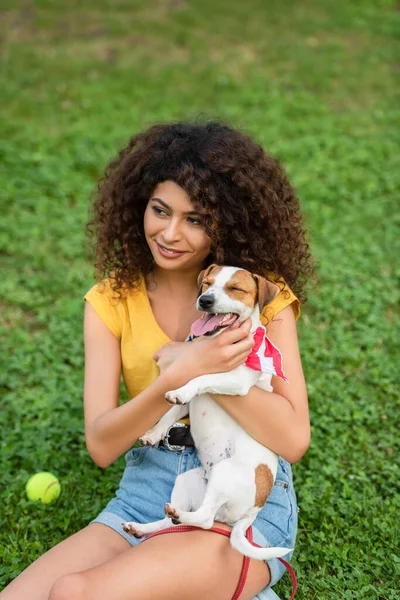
162, 319, 254, 388
153, 342, 187, 374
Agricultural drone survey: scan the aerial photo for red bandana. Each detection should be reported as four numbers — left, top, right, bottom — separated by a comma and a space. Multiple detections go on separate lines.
245, 326, 288, 383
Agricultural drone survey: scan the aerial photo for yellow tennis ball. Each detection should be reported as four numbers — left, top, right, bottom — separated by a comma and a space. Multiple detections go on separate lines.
26, 472, 61, 505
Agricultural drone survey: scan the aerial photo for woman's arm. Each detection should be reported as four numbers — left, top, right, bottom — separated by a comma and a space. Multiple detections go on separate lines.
83, 303, 254, 468
210, 305, 310, 464
83, 303, 179, 468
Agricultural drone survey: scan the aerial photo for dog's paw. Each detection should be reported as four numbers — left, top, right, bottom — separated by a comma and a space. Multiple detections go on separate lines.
139, 423, 169, 446
122, 522, 146, 539
165, 390, 189, 405
165, 392, 181, 405
139, 432, 160, 446
139, 435, 153, 446
165, 503, 181, 525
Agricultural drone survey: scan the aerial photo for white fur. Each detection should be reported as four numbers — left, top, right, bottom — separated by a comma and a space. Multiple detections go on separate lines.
124, 267, 291, 560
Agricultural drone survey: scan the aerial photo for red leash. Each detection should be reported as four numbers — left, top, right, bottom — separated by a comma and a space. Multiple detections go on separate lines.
141, 525, 297, 600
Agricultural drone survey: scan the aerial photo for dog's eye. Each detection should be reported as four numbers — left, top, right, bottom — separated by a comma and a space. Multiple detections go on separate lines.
230, 287, 246, 293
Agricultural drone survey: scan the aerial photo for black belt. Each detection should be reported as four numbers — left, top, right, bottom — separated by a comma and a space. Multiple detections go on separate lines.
159, 422, 195, 451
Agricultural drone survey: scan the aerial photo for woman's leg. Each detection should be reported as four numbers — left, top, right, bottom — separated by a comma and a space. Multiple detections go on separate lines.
0, 523, 130, 600
49, 524, 270, 600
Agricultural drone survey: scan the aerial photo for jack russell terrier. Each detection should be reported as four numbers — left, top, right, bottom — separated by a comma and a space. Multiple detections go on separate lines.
123, 265, 292, 561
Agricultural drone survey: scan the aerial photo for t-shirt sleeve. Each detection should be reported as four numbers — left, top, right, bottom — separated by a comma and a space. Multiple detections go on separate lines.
83, 279, 123, 339
260, 282, 300, 326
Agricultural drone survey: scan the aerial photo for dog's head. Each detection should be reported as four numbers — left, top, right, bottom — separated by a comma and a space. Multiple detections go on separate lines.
191, 265, 280, 337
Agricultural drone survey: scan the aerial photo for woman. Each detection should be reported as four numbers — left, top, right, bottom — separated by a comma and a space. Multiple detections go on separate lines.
2, 120, 312, 600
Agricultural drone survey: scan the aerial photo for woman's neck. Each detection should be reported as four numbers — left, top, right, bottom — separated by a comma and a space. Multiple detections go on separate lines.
146, 266, 199, 297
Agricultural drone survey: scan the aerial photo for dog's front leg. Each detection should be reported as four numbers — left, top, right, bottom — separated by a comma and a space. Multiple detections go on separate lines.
166, 365, 260, 405
139, 404, 188, 446
165, 380, 199, 405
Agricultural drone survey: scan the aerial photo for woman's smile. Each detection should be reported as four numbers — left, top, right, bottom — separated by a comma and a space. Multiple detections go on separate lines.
156, 241, 187, 259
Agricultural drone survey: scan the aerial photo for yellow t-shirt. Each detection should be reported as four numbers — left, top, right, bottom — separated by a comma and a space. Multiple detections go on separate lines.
83, 275, 300, 403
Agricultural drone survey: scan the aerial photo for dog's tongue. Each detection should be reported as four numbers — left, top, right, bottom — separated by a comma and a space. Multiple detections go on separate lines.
191, 314, 226, 336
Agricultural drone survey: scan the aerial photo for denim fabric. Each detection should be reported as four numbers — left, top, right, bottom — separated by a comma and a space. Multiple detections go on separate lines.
91, 444, 298, 598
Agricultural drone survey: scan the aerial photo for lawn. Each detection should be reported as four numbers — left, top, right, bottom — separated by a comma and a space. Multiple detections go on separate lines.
0, 0, 399, 598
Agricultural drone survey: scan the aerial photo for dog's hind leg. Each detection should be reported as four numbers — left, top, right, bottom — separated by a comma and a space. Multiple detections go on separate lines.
123, 467, 206, 537
167, 457, 250, 529
122, 515, 173, 538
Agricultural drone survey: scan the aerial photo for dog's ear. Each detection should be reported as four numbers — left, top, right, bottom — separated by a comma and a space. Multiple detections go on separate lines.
252, 274, 281, 311
197, 264, 219, 291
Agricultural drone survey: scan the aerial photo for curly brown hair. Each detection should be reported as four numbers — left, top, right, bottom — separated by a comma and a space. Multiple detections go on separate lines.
85, 119, 315, 303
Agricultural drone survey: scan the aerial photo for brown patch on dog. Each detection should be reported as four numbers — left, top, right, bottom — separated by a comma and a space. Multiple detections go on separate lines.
223, 269, 257, 308
197, 264, 222, 292
254, 464, 274, 507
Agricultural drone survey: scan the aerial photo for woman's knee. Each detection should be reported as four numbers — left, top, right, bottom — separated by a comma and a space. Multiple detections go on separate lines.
48, 573, 87, 600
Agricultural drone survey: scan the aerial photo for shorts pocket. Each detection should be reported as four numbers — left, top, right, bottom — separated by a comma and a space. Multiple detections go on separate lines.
125, 446, 145, 466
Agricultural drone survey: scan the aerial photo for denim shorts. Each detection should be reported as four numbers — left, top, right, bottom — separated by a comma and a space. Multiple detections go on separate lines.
91, 444, 298, 600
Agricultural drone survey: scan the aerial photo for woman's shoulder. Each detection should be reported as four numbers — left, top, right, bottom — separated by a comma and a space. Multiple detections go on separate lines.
260, 274, 300, 326
83, 276, 145, 339
85, 277, 123, 301
84, 274, 145, 301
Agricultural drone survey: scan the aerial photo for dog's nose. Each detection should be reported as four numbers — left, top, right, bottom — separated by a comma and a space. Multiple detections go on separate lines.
198, 294, 215, 310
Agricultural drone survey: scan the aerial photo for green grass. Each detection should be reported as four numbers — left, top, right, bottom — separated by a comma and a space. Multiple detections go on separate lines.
1, 0, 399, 597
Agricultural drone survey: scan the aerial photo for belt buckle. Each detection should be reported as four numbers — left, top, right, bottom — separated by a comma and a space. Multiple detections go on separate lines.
163, 422, 187, 452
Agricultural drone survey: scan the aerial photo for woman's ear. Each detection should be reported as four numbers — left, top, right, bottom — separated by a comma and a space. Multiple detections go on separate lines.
197, 264, 219, 291
252, 274, 281, 310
